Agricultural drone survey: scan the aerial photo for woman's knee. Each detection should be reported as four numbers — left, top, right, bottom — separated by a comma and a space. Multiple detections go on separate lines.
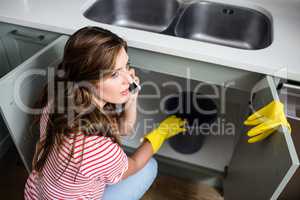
102, 158, 158, 200
144, 158, 158, 183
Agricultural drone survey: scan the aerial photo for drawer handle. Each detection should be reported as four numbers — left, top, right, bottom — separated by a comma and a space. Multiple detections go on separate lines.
10, 29, 45, 41
277, 82, 300, 96
282, 82, 300, 91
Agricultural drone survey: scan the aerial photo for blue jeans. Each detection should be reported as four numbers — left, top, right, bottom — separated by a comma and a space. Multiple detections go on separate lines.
102, 158, 158, 200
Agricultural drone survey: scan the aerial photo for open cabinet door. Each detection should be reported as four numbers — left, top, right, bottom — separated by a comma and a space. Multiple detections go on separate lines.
224, 76, 299, 200
0, 36, 68, 173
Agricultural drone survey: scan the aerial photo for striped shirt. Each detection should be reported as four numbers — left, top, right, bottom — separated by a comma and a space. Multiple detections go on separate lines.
24, 103, 128, 200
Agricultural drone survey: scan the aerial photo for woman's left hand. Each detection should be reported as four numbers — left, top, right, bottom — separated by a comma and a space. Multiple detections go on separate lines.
117, 68, 140, 135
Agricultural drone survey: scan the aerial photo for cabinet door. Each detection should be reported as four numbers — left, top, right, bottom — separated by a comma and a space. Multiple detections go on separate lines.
0, 37, 11, 149
0, 38, 11, 78
224, 76, 299, 200
0, 36, 68, 172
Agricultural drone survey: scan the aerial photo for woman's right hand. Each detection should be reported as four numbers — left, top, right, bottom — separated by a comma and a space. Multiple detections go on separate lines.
143, 115, 187, 153
123, 115, 186, 180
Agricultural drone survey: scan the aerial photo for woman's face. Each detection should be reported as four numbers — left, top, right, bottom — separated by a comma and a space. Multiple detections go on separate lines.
95, 47, 132, 106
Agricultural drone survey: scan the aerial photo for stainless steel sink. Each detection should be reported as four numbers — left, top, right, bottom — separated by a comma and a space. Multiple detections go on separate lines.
83, 0, 181, 33
83, 0, 273, 50
174, 1, 272, 50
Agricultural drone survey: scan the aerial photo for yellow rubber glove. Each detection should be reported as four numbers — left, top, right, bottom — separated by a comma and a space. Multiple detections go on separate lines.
244, 100, 291, 143
143, 115, 187, 153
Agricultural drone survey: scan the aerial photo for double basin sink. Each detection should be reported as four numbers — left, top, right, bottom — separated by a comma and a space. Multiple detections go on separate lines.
83, 0, 272, 50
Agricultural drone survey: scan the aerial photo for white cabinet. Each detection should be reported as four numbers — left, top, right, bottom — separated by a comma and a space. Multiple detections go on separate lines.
0, 22, 60, 159
0, 31, 298, 199
125, 47, 299, 199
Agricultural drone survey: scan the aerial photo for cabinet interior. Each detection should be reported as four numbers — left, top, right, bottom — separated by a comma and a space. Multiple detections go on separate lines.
122, 67, 263, 175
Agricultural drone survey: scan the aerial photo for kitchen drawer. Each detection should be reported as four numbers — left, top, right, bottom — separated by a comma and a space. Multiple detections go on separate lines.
0, 33, 298, 200
278, 81, 300, 120
0, 22, 60, 78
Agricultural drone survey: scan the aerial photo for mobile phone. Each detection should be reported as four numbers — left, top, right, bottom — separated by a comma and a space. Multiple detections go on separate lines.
129, 80, 141, 94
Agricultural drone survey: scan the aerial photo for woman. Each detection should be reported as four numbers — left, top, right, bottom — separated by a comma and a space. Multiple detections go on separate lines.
24, 26, 186, 200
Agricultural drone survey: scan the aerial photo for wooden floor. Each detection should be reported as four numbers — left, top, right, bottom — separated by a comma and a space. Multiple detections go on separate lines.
142, 175, 223, 200
0, 144, 28, 200
0, 144, 223, 200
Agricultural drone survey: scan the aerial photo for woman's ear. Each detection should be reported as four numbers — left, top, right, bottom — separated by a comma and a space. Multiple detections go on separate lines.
93, 80, 100, 89
92, 80, 102, 98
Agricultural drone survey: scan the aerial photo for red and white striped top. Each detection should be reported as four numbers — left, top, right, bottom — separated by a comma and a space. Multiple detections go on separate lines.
24, 103, 128, 200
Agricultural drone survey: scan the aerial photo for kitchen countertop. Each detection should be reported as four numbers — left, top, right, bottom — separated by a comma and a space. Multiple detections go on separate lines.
0, 0, 300, 81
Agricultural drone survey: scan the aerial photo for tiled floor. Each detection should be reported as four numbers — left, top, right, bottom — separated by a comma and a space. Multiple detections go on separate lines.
0, 144, 223, 200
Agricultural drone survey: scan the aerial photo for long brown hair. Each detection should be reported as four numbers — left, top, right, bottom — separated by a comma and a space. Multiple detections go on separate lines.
32, 26, 128, 174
